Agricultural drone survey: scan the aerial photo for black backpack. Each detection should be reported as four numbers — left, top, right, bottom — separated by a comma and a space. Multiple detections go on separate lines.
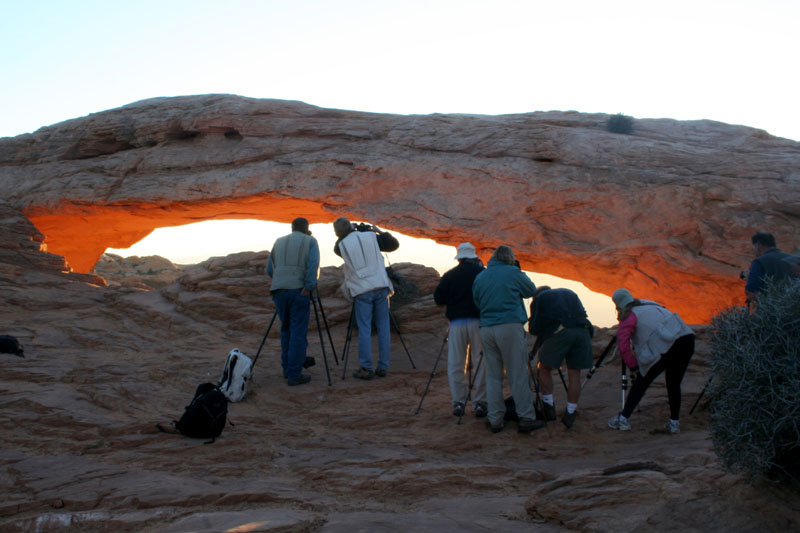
0, 335, 24, 357
174, 383, 229, 443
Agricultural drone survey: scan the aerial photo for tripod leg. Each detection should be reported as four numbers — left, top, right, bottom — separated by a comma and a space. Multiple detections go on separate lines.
458, 348, 483, 425
311, 298, 332, 386
414, 333, 448, 415
341, 303, 356, 380
621, 360, 627, 411
389, 310, 416, 369
689, 374, 713, 415
315, 295, 339, 365
557, 367, 569, 393
251, 310, 278, 369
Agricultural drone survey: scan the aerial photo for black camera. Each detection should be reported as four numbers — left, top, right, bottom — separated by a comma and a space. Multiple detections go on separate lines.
353, 222, 376, 233
302, 356, 315, 369
740, 270, 749, 280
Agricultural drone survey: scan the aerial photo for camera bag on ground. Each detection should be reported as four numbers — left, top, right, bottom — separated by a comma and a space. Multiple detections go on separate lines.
217, 348, 253, 402
0, 335, 24, 357
168, 383, 229, 444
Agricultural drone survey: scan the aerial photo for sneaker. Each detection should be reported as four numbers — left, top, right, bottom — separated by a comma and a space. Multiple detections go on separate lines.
287, 374, 311, 386
452, 402, 465, 416
561, 410, 577, 429
542, 402, 557, 421
487, 420, 504, 434
474, 402, 488, 418
352, 367, 374, 380
665, 419, 680, 434
518, 417, 546, 433
608, 413, 631, 431
375, 368, 387, 377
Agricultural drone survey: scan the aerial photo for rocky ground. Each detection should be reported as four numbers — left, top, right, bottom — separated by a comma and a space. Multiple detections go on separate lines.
2, 206, 799, 532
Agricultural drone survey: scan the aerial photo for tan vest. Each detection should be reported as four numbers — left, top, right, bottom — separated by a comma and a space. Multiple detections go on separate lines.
270, 232, 312, 291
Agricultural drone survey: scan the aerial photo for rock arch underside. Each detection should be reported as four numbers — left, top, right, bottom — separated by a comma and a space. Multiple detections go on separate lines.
1, 94, 798, 323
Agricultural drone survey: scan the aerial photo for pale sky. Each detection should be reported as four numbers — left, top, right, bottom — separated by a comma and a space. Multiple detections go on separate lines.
3, 0, 798, 326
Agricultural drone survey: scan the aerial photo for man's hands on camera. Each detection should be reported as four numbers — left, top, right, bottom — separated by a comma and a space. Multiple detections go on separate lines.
353, 222, 380, 233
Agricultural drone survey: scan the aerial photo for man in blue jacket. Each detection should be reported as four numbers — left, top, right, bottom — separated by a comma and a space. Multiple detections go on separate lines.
472, 245, 544, 434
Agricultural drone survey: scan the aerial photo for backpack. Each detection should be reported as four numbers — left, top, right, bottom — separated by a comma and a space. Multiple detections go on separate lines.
217, 348, 253, 402
0, 335, 24, 357
174, 383, 228, 443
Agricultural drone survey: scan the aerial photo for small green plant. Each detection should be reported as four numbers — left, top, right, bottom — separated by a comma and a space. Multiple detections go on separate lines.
709, 279, 800, 483
607, 113, 634, 134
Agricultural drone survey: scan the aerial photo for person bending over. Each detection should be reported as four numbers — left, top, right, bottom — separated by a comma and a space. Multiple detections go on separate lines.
607, 288, 695, 434
529, 286, 594, 428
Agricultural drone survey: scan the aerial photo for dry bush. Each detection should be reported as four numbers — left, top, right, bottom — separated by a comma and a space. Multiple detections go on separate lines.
710, 279, 800, 483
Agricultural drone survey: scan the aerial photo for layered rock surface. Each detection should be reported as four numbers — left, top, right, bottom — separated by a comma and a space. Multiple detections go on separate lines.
1, 94, 799, 320
2, 204, 799, 531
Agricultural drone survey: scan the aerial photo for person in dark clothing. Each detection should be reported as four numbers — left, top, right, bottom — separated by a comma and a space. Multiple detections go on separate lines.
745, 231, 795, 303
529, 287, 594, 428
433, 243, 487, 418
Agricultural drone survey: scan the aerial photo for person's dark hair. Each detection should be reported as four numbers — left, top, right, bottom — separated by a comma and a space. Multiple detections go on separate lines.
292, 217, 310, 234
752, 231, 777, 248
491, 245, 515, 265
534, 286, 551, 298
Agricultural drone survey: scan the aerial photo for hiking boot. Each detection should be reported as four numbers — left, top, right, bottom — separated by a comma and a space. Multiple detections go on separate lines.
474, 402, 488, 418
287, 374, 311, 386
665, 419, 680, 434
608, 413, 631, 431
542, 401, 557, 421
352, 367, 374, 380
518, 417, 546, 433
561, 410, 577, 429
375, 368, 387, 377
452, 402, 465, 416
487, 420, 504, 434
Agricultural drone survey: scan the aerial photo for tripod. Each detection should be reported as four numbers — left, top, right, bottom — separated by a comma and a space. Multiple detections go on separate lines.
689, 374, 713, 415
581, 337, 617, 389
252, 292, 337, 385
414, 332, 448, 414
340, 301, 417, 379
527, 337, 547, 424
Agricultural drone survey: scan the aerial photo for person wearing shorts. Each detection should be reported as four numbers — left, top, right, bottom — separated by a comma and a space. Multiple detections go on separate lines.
529, 286, 594, 428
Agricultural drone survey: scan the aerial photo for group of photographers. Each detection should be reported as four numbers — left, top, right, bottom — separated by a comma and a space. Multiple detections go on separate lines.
267, 219, 796, 435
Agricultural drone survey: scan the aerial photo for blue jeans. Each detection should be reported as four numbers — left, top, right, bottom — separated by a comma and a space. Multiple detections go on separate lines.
354, 287, 391, 371
272, 289, 310, 380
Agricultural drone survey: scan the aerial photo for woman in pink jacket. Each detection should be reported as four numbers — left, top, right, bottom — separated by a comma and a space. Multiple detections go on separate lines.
607, 288, 695, 434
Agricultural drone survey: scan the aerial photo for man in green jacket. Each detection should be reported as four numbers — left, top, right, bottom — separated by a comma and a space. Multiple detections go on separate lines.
472, 245, 544, 434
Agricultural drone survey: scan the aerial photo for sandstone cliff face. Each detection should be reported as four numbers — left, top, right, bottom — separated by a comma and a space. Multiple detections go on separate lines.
1, 95, 798, 322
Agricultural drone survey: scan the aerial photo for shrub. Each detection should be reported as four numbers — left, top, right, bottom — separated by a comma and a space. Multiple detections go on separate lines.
606, 113, 634, 134
709, 279, 800, 483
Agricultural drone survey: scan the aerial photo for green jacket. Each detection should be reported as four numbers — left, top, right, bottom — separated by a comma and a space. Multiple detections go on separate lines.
472, 258, 536, 327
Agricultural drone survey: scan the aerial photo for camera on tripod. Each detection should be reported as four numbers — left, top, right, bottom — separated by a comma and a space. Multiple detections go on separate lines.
352, 222, 377, 233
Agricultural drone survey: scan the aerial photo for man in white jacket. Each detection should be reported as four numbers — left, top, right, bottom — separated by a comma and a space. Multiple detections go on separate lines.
333, 217, 399, 379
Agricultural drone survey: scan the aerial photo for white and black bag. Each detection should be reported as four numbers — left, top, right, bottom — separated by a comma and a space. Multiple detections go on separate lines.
217, 348, 253, 402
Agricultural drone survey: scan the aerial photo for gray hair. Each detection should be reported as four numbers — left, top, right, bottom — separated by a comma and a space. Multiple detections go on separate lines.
491, 245, 515, 265
333, 216, 352, 238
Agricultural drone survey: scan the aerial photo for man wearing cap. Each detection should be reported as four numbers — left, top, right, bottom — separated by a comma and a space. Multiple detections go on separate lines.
434, 243, 487, 418
266, 217, 320, 386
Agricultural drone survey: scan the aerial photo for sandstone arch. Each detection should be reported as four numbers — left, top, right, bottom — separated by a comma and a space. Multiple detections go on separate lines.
2, 94, 798, 323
